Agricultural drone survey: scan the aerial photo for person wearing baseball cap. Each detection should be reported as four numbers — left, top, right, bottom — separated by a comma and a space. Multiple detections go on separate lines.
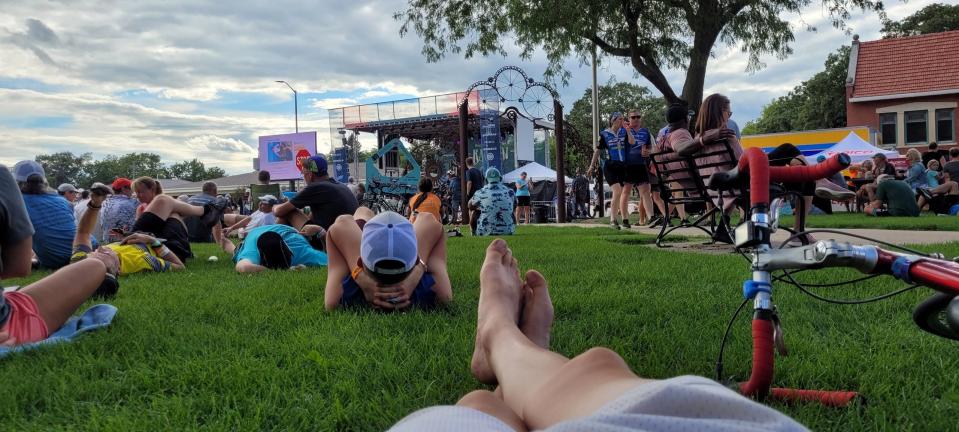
94, 177, 139, 243
222, 223, 328, 274
221, 194, 280, 237
865, 173, 920, 217
57, 183, 79, 203
273, 154, 358, 238
14, 160, 76, 269
467, 167, 515, 236
323, 208, 452, 310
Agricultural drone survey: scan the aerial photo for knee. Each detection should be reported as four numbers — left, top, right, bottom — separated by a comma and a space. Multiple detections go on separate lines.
332, 214, 356, 228
570, 347, 629, 371
456, 390, 499, 409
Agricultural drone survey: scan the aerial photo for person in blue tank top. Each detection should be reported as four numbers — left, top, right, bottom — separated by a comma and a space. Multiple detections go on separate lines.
588, 112, 636, 230
625, 109, 656, 226
513, 172, 532, 224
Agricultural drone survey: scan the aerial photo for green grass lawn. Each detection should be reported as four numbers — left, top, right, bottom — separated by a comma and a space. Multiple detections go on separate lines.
3, 227, 959, 430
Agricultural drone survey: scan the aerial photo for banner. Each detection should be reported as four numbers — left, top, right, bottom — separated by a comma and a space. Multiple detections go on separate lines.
332, 147, 350, 183
257, 132, 318, 181
478, 89, 502, 171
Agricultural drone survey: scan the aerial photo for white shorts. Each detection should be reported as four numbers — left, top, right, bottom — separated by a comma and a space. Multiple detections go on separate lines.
389, 375, 808, 432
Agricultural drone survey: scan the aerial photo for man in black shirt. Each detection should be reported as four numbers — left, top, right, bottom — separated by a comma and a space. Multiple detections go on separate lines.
464, 157, 485, 233
274, 155, 358, 237
922, 142, 948, 168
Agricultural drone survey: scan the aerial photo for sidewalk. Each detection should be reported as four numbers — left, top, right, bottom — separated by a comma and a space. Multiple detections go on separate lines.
535, 223, 959, 246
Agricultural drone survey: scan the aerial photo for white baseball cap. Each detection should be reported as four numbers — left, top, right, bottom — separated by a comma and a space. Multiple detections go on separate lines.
360, 211, 418, 283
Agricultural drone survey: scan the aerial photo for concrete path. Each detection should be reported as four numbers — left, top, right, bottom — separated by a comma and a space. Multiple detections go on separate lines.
533, 223, 959, 246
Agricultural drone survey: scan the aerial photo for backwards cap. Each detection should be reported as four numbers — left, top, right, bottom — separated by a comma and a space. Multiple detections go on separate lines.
360, 211, 417, 282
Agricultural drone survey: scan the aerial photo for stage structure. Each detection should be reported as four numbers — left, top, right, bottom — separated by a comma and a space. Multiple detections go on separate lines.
328, 66, 587, 223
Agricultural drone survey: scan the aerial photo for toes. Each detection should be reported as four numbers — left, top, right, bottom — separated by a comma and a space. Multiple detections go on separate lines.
485, 238, 508, 263
525, 270, 548, 292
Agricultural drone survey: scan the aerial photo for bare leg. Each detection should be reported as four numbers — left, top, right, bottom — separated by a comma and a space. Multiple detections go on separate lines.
142, 194, 203, 220
652, 189, 667, 219
218, 229, 236, 256
514, 204, 521, 225
21, 259, 107, 331
637, 183, 654, 224
412, 213, 452, 304
472, 239, 650, 429
223, 214, 245, 225
323, 214, 363, 310
609, 184, 623, 223
524, 206, 531, 224
277, 209, 310, 230
620, 183, 634, 223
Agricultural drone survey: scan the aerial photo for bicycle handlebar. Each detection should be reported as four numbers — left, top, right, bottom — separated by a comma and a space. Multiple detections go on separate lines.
709, 148, 850, 208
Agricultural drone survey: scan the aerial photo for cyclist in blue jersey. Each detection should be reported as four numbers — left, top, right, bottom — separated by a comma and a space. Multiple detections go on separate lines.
588, 112, 636, 229
625, 109, 656, 226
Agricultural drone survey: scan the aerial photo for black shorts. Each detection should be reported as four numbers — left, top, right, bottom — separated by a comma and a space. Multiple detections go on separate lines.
624, 164, 650, 185
132, 212, 192, 262
516, 195, 531, 206
604, 161, 626, 186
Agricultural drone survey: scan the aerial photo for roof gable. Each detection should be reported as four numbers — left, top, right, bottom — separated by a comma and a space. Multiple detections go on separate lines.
851, 30, 959, 100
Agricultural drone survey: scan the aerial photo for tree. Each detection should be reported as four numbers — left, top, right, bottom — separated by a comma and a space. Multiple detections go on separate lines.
395, 0, 884, 115
408, 139, 443, 175
83, 153, 170, 184
742, 46, 850, 135
35, 152, 90, 186
564, 82, 666, 174
882, 3, 959, 38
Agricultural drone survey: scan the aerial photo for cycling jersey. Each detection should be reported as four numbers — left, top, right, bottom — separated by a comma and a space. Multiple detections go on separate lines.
599, 128, 628, 163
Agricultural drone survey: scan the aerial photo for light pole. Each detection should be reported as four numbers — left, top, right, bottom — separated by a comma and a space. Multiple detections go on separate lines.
275, 80, 298, 133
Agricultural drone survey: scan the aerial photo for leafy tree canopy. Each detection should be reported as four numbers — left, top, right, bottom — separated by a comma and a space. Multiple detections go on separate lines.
396, 0, 884, 114
742, 46, 849, 135
30, 152, 228, 187
881, 3, 959, 38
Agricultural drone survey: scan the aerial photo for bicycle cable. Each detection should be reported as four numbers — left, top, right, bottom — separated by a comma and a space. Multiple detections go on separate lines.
716, 298, 749, 382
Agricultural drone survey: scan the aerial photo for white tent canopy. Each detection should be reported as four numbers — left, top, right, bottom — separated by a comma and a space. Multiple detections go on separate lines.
502, 162, 572, 183
808, 132, 899, 164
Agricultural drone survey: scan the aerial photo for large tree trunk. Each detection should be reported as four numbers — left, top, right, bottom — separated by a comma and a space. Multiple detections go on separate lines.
681, 29, 721, 119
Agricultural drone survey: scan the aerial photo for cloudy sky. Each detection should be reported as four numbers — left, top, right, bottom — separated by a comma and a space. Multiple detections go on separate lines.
0, 0, 938, 174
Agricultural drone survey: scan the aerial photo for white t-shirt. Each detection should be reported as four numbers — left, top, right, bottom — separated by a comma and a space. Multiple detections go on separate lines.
247, 210, 277, 229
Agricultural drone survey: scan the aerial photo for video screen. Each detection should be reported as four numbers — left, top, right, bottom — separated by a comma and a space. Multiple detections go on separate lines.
257, 132, 317, 181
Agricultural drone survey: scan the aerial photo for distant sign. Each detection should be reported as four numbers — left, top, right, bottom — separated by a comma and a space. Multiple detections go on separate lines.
258, 132, 317, 181
332, 147, 350, 183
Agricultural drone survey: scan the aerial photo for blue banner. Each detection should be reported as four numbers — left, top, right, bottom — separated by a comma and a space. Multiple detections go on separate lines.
332, 147, 350, 183
478, 89, 501, 171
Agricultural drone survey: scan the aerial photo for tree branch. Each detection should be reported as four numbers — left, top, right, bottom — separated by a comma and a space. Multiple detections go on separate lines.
585, 34, 630, 57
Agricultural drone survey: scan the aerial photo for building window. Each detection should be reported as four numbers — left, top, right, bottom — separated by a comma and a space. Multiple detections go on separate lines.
936, 108, 955, 142
904, 110, 927, 144
879, 113, 897, 146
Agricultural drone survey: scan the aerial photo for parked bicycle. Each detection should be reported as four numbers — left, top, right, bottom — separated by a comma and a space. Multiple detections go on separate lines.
708, 148, 959, 407
362, 178, 413, 216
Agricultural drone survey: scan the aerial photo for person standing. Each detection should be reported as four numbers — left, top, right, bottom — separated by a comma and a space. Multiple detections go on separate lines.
588, 112, 636, 229
448, 169, 462, 224
465, 157, 485, 233
572, 169, 589, 218
625, 109, 655, 226
514, 172, 532, 224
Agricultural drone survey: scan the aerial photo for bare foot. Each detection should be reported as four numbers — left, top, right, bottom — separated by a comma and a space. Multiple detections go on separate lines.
519, 270, 553, 350
472, 239, 524, 384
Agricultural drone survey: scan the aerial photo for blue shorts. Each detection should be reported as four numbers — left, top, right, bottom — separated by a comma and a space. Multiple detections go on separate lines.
340, 272, 437, 308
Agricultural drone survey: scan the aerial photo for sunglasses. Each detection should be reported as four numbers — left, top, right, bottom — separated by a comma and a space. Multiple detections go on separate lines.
629, 115, 641, 119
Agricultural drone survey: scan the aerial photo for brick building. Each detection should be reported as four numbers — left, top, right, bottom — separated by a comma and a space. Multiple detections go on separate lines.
845, 31, 958, 152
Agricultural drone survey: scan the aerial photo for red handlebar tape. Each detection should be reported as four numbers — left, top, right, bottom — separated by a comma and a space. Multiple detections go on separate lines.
740, 318, 775, 399
737, 148, 848, 208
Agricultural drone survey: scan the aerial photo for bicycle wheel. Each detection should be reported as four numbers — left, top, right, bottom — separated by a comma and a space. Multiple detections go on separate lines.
912, 293, 959, 341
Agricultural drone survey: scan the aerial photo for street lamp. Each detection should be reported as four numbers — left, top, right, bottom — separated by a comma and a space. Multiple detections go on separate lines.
275, 80, 298, 133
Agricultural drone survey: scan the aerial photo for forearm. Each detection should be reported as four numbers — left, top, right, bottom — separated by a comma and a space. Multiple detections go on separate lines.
273, 202, 294, 217
673, 137, 703, 157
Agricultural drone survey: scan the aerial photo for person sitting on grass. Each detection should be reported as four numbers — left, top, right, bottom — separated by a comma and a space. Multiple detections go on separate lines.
273, 155, 358, 233
865, 174, 920, 217
904, 148, 930, 192
389, 238, 806, 432
323, 208, 452, 311
71, 183, 185, 281
469, 168, 515, 236
217, 224, 328, 274
917, 171, 959, 215
0, 165, 114, 348
222, 194, 278, 237
97, 177, 139, 244
925, 159, 942, 189
132, 176, 225, 263
14, 160, 77, 270
409, 177, 442, 224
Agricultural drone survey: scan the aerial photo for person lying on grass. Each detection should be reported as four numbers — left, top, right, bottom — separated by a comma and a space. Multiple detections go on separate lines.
0, 165, 114, 347
217, 224, 328, 274
389, 238, 806, 432
132, 176, 225, 263
220, 194, 279, 237
70, 183, 185, 284
323, 208, 452, 311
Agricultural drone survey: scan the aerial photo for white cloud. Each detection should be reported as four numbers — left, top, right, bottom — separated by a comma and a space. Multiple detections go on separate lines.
310, 97, 358, 110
